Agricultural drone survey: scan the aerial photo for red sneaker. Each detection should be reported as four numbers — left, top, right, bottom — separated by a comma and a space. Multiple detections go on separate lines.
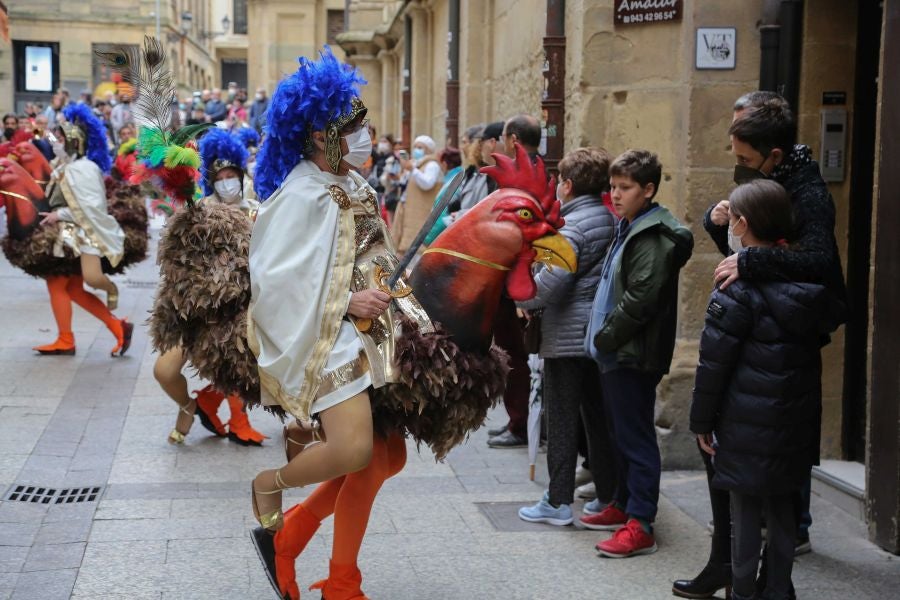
579, 503, 628, 531
596, 519, 658, 558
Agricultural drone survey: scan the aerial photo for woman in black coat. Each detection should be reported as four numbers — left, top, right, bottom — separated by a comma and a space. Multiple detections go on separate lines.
690, 180, 840, 600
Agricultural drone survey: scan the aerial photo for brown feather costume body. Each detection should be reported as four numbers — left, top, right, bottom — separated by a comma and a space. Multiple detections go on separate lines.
1, 150, 148, 277
149, 145, 575, 461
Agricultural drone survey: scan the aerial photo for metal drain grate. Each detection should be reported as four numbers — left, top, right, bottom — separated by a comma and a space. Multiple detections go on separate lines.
4, 484, 104, 505
55, 486, 102, 504
124, 279, 157, 289
4, 485, 58, 504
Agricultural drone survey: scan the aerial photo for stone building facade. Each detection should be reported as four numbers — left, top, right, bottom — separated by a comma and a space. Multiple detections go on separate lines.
1, 1, 220, 111
339, 0, 900, 552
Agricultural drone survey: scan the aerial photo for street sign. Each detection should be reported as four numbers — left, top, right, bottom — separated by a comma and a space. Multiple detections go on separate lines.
614, 0, 683, 26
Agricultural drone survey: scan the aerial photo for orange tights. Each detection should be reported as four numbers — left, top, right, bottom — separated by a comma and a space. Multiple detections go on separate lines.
46, 275, 121, 336
274, 433, 407, 599
305, 432, 407, 564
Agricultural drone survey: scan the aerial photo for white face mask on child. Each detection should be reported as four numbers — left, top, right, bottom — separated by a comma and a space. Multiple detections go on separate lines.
214, 178, 243, 204
727, 223, 744, 254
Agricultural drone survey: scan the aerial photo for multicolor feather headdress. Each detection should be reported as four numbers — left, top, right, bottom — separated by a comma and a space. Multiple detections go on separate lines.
254, 46, 367, 200
199, 128, 248, 196
60, 103, 112, 174
95, 36, 211, 205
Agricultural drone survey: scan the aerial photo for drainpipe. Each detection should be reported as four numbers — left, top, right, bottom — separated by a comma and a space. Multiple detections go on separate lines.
777, 0, 803, 109
402, 14, 412, 147
542, 0, 565, 172
446, 0, 460, 147
759, 25, 781, 91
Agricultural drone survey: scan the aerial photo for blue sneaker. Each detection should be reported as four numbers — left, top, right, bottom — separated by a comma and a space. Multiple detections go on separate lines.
583, 498, 603, 515
518, 491, 574, 526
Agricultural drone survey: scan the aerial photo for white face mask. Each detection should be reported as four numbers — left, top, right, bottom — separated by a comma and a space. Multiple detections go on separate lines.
377, 141, 391, 154
341, 127, 372, 169
556, 181, 566, 202
727, 222, 744, 254
214, 178, 243, 204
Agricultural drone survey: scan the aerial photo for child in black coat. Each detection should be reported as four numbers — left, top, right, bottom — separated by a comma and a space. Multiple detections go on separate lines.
690, 179, 840, 600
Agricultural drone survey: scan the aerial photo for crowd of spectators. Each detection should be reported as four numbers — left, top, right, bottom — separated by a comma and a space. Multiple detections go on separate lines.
5, 83, 269, 166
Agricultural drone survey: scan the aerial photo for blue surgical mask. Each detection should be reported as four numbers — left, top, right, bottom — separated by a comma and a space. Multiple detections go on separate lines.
412, 148, 425, 160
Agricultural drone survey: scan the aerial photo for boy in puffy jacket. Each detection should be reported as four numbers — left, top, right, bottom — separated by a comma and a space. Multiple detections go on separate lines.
585, 150, 693, 557
690, 180, 841, 600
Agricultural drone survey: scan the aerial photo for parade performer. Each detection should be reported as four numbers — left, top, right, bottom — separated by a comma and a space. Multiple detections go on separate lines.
154, 127, 266, 446
146, 46, 576, 600
234, 127, 260, 201
0, 105, 138, 356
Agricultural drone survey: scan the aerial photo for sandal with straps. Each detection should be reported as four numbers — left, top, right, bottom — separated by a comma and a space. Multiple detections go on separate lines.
106, 282, 119, 310
167, 398, 197, 445
252, 470, 287, 532
283, 422, 321, 462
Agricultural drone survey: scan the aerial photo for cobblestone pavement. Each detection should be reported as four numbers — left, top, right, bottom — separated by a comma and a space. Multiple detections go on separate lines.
1, 229, 897, 599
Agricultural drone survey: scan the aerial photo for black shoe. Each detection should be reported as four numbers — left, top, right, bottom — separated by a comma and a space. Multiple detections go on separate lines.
487, 423, 508, 437
487, 430, 527, 448
672, 562, 732, 599
794, 532, 811, 556
249, 527, 292, 600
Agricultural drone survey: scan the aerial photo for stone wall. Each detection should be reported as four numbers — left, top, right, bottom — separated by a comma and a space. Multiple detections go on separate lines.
3, 0, 217, 110
247, 0, 345, 93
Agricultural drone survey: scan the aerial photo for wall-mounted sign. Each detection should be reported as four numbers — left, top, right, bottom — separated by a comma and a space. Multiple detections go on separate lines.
614, 0, 682, 26
696, 27, 736, 70
24, 46, 53, 92
822, 91, 847, 105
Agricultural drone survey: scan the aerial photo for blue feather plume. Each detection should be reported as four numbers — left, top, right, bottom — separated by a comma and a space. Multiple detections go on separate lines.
254, 46, 366, 200
234, 127, 260, 149
199, 128, 249, 196
62, 103, 112, 174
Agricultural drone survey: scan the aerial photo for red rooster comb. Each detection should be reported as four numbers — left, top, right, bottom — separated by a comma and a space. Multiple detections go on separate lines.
480, 142, 563, 229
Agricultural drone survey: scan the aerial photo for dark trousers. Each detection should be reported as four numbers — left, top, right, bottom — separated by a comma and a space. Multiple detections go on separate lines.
493, 300, 529, 438
731, 492, 795, 600
701, 442, 733, 565
598, 367, 662, 521
702, 444, 811, 565
544, 357, 616, 507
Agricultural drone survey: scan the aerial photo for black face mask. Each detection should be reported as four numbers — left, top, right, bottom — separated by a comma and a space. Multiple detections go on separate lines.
733, 164, 768, 184
4, 128, 15, 139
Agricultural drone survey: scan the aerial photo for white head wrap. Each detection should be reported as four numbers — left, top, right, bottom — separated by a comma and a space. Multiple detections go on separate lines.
413, 135, 436, 154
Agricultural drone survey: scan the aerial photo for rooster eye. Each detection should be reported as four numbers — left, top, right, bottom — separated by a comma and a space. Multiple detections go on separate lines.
516, 208, 534, 220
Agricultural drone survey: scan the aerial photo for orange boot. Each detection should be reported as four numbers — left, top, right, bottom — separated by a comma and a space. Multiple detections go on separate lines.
226, 394, 267, 446
250, 504, 320, 600
193, 385, 227, 437
309, 561, 369, 600
33, 332, 76, 355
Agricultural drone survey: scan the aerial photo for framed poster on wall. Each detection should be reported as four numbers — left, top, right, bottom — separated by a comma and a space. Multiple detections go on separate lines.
13, 40, 60, 94
696, 27, 736, 70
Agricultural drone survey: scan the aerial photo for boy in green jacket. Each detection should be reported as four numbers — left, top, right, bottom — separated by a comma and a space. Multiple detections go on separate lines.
583, 150, 693, 557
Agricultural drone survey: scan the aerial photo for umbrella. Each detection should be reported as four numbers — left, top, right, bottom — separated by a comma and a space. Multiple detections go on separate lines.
526, 353, 544, 481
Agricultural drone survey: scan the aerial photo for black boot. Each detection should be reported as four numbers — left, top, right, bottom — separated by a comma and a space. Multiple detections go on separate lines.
672, 562, 732, 599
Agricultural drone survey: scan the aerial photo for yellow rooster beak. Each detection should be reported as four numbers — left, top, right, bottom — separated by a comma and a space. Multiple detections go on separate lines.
532, 231, 577, 273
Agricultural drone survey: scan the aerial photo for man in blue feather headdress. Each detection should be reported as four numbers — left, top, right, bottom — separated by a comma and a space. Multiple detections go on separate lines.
33, 103, 133, 356
247, 46, 428, 600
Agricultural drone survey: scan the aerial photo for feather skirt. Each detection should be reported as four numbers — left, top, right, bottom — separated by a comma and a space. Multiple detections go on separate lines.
1, 182, 148, 277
